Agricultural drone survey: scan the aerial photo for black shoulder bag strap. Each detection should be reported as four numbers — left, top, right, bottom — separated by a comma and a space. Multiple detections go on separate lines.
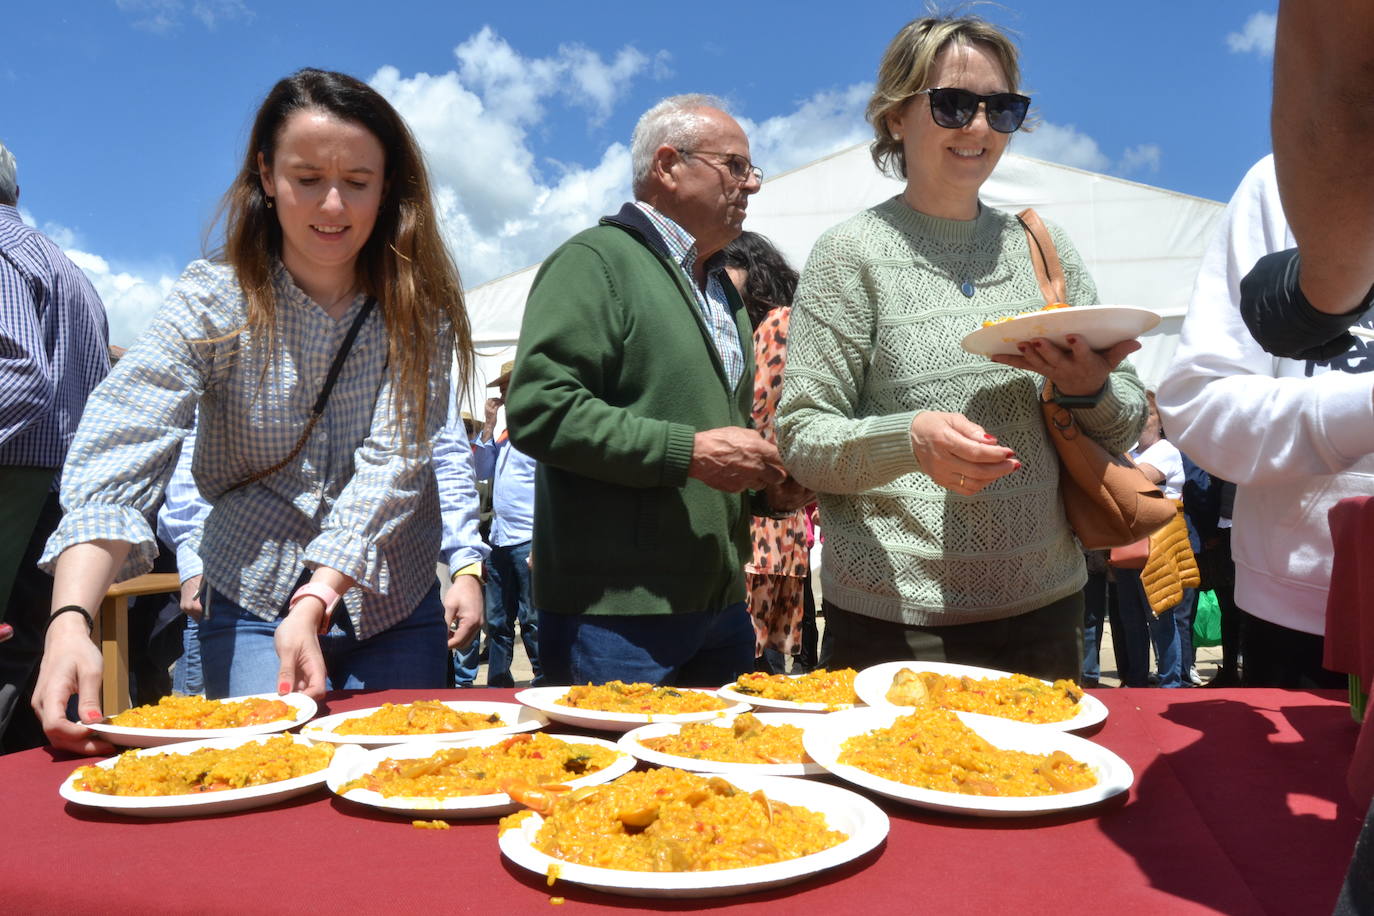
228, 296, 377, 491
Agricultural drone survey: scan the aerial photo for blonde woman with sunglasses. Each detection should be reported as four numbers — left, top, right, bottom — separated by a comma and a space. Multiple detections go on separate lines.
776, 15, 1148, 681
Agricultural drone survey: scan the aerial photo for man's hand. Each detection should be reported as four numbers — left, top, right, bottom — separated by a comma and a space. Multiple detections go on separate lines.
180, 574, 204, 620
1239, 248, 1367, 360
688, 427, 787, 493
482, 396, 502, 440
443, 575, 484, 650
765, 476, 813, 514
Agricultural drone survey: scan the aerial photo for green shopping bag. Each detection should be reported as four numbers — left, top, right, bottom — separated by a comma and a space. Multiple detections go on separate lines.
1192, 589, 1222, 647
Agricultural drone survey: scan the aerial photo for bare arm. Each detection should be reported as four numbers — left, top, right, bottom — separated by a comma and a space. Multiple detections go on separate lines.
1136, 462, 1165, 487
1273, 0, 1374, 313
32, 540, 131, 753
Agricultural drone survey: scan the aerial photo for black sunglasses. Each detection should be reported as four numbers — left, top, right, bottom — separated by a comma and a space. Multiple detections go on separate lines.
916, 87, 1031, 133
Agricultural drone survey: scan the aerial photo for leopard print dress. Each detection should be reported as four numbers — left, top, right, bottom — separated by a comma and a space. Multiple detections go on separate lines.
746, 307, 811, 656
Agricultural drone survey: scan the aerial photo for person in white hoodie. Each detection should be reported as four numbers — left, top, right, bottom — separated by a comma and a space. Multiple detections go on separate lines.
1157, 154, 1374, 688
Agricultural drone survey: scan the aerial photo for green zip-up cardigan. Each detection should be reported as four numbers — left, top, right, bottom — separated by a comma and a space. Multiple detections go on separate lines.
505, 204, 755, 617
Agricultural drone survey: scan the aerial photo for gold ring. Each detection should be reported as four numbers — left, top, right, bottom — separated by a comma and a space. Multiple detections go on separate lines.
958, 473, 966, 488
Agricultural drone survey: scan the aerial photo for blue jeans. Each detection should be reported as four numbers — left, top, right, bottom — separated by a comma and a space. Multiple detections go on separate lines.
486, 541, 541, 687
173, 615, 203, 695
200, 583, 448, 697
1082, 570, 1109, 684
452, 637, 479, 687
538, 602, 754, 687
1115, 568, 1188, 688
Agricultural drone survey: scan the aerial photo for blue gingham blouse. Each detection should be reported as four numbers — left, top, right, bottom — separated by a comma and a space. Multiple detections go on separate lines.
42, 260, 449, 639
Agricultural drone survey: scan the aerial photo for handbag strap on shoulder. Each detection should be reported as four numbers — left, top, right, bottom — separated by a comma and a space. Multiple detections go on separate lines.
1016, 208, 1067, 305
227, 296, 377, 492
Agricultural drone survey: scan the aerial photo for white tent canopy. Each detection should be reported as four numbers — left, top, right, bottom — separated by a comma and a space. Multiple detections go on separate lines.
458, 144, 1225, 412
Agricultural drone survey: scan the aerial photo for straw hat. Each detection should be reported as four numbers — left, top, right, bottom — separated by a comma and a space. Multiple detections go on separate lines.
488, 360, 515, 387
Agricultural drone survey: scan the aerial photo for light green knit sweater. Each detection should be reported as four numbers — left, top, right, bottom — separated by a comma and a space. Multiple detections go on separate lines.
776, 196, 1147, 626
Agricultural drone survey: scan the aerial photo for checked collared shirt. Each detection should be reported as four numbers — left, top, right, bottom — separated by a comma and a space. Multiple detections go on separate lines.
634, 201, 745, 386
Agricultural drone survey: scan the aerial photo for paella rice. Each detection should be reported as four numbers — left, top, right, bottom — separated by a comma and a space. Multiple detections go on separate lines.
981, 301, 1071, 327
730, 668, 858, 706
340, 733, 622, 798
556, 682, 728, 715
637, 714, 810, 765
838, 706, 1097, 796
498, 767, 846, 872
884, 669, 1084, 724
108, 694, 297, 729
72, 735, 333, 796
331, 700, 505, 735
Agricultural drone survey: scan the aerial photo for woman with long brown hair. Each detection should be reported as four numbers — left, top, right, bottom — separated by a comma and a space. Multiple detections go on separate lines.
32, 69, 472, 753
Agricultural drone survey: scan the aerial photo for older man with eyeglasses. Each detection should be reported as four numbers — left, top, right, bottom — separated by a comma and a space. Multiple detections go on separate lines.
504, 94, 805, 687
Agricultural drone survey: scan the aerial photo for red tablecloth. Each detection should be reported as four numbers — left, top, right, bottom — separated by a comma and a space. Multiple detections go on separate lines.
1324, 495, 1374, 695
1323, 495, 1374, 806
0, 688, 1362, 915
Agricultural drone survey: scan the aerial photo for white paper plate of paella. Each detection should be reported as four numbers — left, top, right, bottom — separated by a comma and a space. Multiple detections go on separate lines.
84, 692, 317, 748
59, 733, 334, 817
714, 668, 860, 712
300, 699, 546, 747
960, 303, 1160, 358
326, 731, 635, 819
852, 661, 1107, 732
618, 713, 828, 777
497, 768, 889, 898
515, 684, 749, 733
803, 705, 1132, 818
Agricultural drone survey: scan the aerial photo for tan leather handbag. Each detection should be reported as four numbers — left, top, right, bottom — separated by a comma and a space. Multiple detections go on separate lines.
1108, 537, 1149, 569
1018, 209, 1175, 549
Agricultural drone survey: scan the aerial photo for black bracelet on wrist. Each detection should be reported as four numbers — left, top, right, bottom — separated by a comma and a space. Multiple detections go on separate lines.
1049, 381, 1108, 408
49, 605, 95, 634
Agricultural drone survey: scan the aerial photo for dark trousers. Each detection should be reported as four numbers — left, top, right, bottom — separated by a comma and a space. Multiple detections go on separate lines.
126, 543, 184, 706
1198, 530, 1240, 682
821, 591, 1085, 683
1335, 797, 1374, 915
1237, 609, 1346, 689
0, 490, 62, 754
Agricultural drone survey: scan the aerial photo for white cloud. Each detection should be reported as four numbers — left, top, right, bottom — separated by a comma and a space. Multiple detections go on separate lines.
64, 247, 177, 349
741, 84, 874, 179
190, 0, 251, 29
1118, 143, 1163, 176
1014, 123, 1112, 172
116, 0, 251, 33
1226, 11, 1277, 57
372, 29, 665, 284
15, 210, 173, 347
1014, 123, 1166, 179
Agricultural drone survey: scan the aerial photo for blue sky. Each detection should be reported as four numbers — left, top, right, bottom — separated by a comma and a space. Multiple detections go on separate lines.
3, 1, 1277, 346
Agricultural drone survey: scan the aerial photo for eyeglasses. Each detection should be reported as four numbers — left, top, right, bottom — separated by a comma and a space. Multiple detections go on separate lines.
676, 149, 763, 184
915, 87, 1031, 134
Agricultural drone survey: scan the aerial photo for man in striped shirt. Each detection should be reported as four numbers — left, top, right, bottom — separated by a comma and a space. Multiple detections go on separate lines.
0, 139, 109, 751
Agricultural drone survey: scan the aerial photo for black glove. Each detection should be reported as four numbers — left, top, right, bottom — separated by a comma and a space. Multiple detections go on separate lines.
1238, 248, 1371, 361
